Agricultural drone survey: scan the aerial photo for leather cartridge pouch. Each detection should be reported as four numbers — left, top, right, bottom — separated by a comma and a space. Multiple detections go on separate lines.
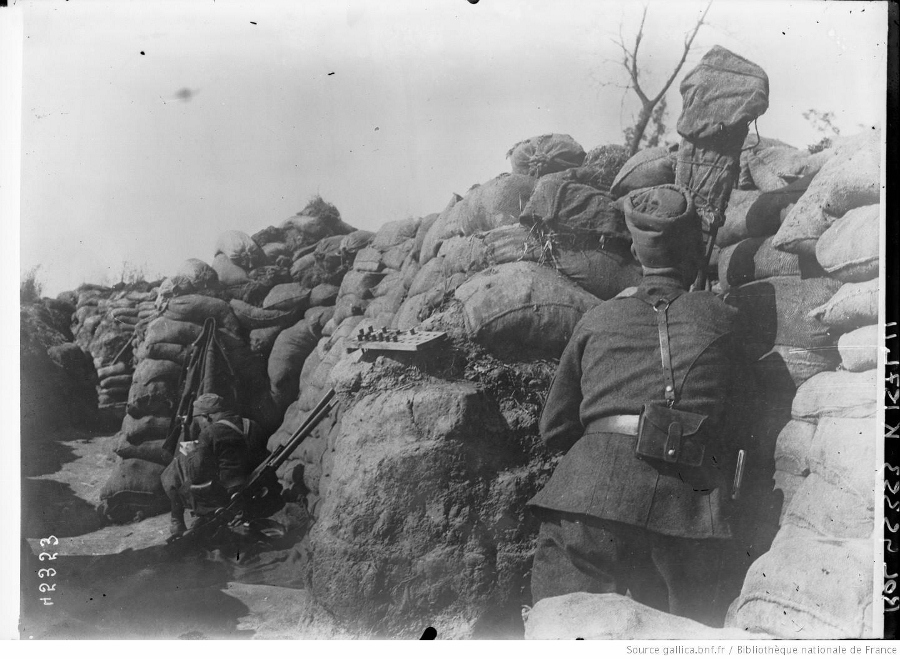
634, 297, 712, 471
635, 402, 709, 468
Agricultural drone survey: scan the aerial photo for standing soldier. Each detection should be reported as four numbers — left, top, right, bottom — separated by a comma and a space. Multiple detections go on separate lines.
527, 184, 751, 627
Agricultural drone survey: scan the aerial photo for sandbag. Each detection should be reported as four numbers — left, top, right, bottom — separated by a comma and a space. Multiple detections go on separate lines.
309, 283, 340, 308
100, 374, 134, 390
407, 256, 450, 298
304, 306, 334, 335
507, 134, 586, 177
162, 294, 242, 335
298, 340, 325, 390
572, 144, 631, 191
519, 173, 629, 243
314, 235, 346, 273
127, 378, 177, 417
135, 341, 189, 364
97, 361, 132, 379
230, 298, 303, 330
675, 130, 746, 225
726, 276, 841, 355
438, 235, 490, 276
738, 135, 793, 189
773, 419, 817, 476
340, 229, 375, 255
121, 414, 171, 443
98, 458, 170, 523
98, 390, 129, 407
175, 258, 219, 289
808, 416, 878, 500
290, 253, 317, 280
143, 317, 203, 346
372, 218, 421, 251
454, 261, 601, 359
747, 147, 812, 192
338, 270, 385, 300
838, 324, 879, 372
332, 295, 368, 327
215, 230, 265, 270
352, 247, 383, 273
248, 265, 291, 289
113, 436, 173, 466
727, 525, 873, 639
249, 326, 283, 357
677, 46, 769, 140
364, 289, 406, 319
381, 239, 416, 271
392, 293, 434, 330
550, 244, 642, 300
814, 204, 880, 283
371, 270, 406, 298
808, 279, 879, 330
482, 224, 542, 265
773, 133, 881, 255
320, 318, 337, 337
609, 146, 677, 199
133, 358, 181, 385
791, 369, 878, 422
212, 253, 250, 286
782, 473, 874, 539
420, 174, 537, 262
751, 344, 840, 389
268, 319, 320, 408
414, 212, 442, 262
717, 236, 800, 290
262, 283, 311, 312
261, 242, 291, 261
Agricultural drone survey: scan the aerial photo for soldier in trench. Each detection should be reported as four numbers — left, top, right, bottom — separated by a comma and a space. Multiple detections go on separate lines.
161, 393, 268, 540
527, 185, 753, 627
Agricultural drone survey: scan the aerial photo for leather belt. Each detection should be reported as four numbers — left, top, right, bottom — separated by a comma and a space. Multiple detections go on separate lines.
588, 415, 640, 436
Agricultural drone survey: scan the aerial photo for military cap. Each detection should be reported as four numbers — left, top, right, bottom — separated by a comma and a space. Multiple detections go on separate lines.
623, 184, 700, 269
193, 393, 227, 416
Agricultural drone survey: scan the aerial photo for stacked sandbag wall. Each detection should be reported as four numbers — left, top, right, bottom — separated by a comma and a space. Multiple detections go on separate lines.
259, 140, 673, 637
725, 130, 881, 639
21, 297, 98, 440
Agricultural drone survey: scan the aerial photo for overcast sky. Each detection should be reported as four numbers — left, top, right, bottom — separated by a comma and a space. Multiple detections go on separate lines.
14, 0, 887, 296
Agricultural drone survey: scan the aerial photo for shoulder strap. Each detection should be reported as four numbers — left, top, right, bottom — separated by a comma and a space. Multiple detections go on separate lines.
654, 301, 677, 407
633, 290, 683, 406
216, 418, 246, 438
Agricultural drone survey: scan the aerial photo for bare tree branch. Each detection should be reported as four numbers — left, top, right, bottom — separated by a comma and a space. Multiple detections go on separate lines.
630, 7, 650, 104
651, 0, 712, 104
607, 0, 713, 154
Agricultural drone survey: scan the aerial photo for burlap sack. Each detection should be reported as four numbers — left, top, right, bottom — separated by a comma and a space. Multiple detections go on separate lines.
507, 133, 586, 177
814, 204, 880, 283
772, 133, 880, 256
727, 525, 873, 638
838, 324, 879, 372
808, 279, 879, 330
791, 369, 878, 422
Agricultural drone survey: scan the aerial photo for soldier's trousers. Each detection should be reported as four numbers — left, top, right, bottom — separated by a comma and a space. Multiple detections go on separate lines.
530, 509, 743, 628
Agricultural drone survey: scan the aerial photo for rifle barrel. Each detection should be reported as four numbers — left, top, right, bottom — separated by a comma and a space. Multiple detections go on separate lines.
250, 389, 336, 480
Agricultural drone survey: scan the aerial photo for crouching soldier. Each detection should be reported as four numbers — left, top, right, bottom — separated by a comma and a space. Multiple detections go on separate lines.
161, 393, 268, 540
527, 185, 752, 627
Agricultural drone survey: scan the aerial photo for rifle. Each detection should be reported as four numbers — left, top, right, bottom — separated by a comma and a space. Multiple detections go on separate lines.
167, 388, 337, 548
162, 318, 217, 455
691, 209, 723, 292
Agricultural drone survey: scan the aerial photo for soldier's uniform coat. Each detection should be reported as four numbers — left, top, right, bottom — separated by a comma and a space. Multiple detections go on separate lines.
528, 273, 753, 622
